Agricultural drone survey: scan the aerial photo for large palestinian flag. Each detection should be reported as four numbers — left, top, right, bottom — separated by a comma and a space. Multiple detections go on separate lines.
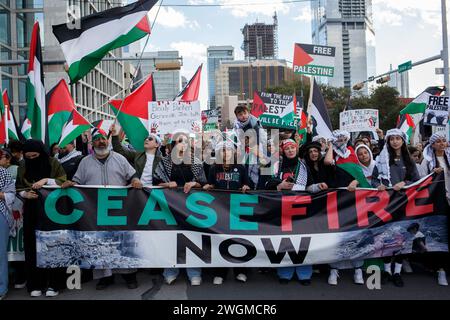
175, 64, 202, 102
47, 79, 76, 145
110, 74, 156, 151
307, 77, 333, 139
400, 86, 445, 115
27, 21, 46, 143
52, 0, 157, 83
59, 110, 91, 148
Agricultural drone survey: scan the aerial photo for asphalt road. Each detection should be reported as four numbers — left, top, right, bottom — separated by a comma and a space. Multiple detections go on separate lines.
3, 267, 450, 300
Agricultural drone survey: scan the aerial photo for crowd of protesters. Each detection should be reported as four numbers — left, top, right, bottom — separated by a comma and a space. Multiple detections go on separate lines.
1, 105, 450, 300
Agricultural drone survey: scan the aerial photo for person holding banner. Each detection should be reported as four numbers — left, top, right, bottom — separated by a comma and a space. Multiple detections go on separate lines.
110, 124, 162, 187
153, 131, 207, 286
266, 139, 323, 285
203, 141, 251, 285
372, 129, 421, 287
55, 141, 84, 180
0, 167, 16, 300
62, 128, 143, 291
16, 139, 67, 297
302, 141, 333, 188
324, 130, 368, 286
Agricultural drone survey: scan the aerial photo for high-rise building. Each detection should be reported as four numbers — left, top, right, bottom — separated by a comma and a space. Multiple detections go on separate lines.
138, 51, 181, 101
241, 13, 278, 60
207, 45, 234, 109
0, 0, 44, 122
387, 64, 410, 98
215, 59, 300, 110
311, 0, 376, 94
44, 0, 126, 121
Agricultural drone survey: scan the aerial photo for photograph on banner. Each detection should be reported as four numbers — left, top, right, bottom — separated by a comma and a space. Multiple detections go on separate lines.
339, 109, 379, 132
424, 96, 449, 127
7, 198, 25, 262
252, 91, 301, 130
203, 109, 219, 131
148, 100, 202, 134
293, 43, 336, 77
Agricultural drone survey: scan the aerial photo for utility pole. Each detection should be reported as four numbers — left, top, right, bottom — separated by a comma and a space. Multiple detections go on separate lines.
442, 0, 449, 92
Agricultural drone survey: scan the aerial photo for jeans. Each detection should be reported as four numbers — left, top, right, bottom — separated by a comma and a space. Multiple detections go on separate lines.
0, 214, 9, 295
163, 268, 201, 280
277, 265, 312, 280
330, 260, 364, 270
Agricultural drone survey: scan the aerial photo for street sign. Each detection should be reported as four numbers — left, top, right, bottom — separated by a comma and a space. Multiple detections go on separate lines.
293, 43, 336, 77
398, 61, 412, 73
368, 76, 375, 81
436, 68, 444, 75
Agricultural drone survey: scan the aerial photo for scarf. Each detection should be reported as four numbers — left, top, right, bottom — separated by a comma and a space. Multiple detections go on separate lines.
57, 149, 82, 164
154, 154, 207, 185
0, 167, 16, 235
276, 156, 309, 191
423, 133, 450, 171
374, 128, 407, 186
23, 139, 52, 183
331, 130, 351, 160
355, 144, 375, 178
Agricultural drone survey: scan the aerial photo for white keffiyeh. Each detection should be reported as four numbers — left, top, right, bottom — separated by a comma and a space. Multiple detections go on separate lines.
423, 133, 450, 171
331, 130, 351, 159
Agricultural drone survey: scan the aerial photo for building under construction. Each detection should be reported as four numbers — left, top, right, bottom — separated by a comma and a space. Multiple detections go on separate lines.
241, 13, 278, 60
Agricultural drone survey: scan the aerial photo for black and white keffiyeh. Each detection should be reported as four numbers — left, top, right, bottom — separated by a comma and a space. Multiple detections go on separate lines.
423, 133, 450, 171
331, 130, 351, 160
57, 149, 82, 164
275, 157, 309, 191
154, 154, 207, 185
0, 167, 16, 235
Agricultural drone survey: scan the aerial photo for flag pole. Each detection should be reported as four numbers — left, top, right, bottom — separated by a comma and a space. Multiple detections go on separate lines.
110, 0, 164, 125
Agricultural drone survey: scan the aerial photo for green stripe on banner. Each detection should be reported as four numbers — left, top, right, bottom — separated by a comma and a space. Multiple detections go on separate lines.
337, 162, 371, 188
68, 26, 147, 83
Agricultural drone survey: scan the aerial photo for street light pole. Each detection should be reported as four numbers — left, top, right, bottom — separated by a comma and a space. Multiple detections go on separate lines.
442, 0, 450, 92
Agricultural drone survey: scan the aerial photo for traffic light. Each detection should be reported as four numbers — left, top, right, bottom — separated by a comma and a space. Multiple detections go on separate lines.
376, 75, 391, 84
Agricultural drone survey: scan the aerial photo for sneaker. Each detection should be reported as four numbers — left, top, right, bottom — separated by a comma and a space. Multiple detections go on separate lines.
299, 279, 311, 286
190, 276, 202, 286
213, 277, 224, 285
381, 271, 392, 285
392, 273, 404, 287
328, 269, 339, 286
14, 281, 26, 289
235, 273, 247, 283
402, 260, 413, 273
30, 290, 42, 297
122, 273, 138, 289
354, 268, 364, 285
96, 275, 114, 290
438, 270, 448, 286
164, 275, 177, 285
45, 288, 59, 297
278, 278, 289, 285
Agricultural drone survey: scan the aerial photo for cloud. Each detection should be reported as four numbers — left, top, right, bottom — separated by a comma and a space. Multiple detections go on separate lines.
148, 6, 200, 29
170, 41, 208, 61
293, 7, 312, 23
187, 0, 289, 18
373, 10, 403, 27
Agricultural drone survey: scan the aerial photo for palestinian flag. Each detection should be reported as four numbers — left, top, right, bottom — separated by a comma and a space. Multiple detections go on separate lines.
110, 74, 156, 151
3, 90, 23, 143
92, 119, 115, 133
21, 118, 32, 140
397, 113, 415, 143
47, 79, 76, 145
59, 110, 91, 148
27, 21, 46, 143
297, 106, 308, 145
175, 64, 202, 101
400, 86, 445, 115
250, 90, 268, 118
336, 147, 371, 188
307, 77, 333, 140
52, 0, 157, 83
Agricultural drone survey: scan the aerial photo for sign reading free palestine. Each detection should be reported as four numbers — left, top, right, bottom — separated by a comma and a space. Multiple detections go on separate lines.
293, 43, 336, 77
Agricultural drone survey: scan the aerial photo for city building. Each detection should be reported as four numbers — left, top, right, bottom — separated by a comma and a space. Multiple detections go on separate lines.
0, 0, 44, 121
241, 13, 278, 60
215, 59, 300, 109
311, 0, 376, 94
387, 64, 410, 98
138, 51, 181, 101
207, 45, 234, 109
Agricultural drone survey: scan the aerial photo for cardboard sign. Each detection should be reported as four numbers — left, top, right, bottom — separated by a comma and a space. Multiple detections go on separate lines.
148, 101, 202, 134
293, 43, 336, 77
339, 109, 379, 132
424, 96, 449, 127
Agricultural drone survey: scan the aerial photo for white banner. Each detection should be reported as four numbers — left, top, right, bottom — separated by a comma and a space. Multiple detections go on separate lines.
148, 101, 202, 134
339, 109, 379, 132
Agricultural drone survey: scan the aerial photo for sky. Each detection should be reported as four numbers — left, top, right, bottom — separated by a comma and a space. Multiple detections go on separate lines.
135, 0, 449, 108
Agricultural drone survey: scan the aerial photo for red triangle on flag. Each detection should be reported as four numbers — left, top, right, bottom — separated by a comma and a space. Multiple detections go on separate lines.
136, 16, 151, 34
47, 79, 75, 116
251, 91, 268, 118
110, 75, 155, 119
293, 44, 314, 67
73, 110, 90, 126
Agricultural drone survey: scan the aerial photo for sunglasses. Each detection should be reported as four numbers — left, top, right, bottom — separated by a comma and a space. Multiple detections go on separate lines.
145, 137, 154, 142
